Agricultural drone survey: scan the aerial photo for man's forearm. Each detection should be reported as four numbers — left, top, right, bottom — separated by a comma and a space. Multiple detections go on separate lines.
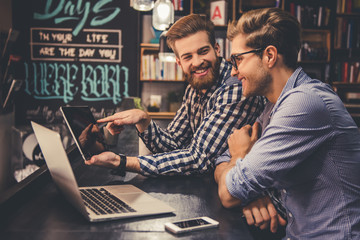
215, 161, 242, 208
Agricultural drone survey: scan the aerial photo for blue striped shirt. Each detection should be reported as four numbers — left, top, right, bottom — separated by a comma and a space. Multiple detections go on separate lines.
138, 58, 265, 176
226, 67, 360, 239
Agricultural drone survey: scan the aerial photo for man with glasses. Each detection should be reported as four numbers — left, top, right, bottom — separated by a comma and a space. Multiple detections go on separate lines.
85, 14, 265, 178
215, 7, 360, 239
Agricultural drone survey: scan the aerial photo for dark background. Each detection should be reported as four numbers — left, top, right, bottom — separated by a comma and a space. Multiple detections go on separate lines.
11, 0, 140, 125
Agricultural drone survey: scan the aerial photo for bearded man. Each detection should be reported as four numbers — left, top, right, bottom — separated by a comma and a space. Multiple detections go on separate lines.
86, 14, 265, 177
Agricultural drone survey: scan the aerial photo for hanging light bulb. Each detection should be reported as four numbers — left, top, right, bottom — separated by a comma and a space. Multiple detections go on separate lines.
132, 0, 154, 11
152, 0, 174, 31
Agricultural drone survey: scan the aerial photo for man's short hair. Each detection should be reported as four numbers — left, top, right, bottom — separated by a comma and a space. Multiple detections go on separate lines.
228, 8, 301, 69
166, 14, 216, 57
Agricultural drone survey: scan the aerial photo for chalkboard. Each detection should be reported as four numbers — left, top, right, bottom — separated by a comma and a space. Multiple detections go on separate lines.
11, 0, 140, 124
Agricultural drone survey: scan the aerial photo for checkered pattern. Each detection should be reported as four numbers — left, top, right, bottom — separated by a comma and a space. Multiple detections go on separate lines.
138, 58, 265, 176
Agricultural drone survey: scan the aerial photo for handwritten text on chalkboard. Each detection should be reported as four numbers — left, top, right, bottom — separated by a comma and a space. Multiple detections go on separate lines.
24, 62, 129, 104
31, 28, 123, 62
33, 0, 121, 36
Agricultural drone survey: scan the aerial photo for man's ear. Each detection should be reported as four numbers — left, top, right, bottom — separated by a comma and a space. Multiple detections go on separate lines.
214, 42, 221, 57
263, 45, 277, 68
176, 57, 181, 66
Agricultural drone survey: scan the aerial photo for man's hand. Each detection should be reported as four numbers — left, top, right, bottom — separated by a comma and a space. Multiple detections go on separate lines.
78, 123, 105, 155
242, 196, 287, 233
78, 124, 96, 148
85, 151, 120, 169
97, 109, 151, 135
228, 122, 261, 161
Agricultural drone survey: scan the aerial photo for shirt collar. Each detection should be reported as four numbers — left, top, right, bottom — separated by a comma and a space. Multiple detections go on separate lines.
278, 66, 303, 100
269, 66, 304, 117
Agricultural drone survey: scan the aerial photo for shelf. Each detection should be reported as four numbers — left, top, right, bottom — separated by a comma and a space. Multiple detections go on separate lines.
140, 43, 159, 49
344, 103, 360, 108
302, 28, 331, 33
240, 0, 278, 11
336, 13, 360, 17
148, 111, 176, 120
333, 48, 360, 59
299, 60, 330, 64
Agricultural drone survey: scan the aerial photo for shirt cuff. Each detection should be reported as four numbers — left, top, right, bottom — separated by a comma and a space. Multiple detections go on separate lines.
137, 120, 155, 143
138, 155, 159, 176
215, 150, 231, 165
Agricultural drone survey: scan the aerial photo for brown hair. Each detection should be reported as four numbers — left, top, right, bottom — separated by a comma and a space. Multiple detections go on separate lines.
228, 8, 301, 69
166, 14, 216, 56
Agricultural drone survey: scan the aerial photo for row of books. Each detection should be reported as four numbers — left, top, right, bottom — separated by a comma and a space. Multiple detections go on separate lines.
334, 18, 360, 49
289, 3, 331, 28
141, 54, 183, 81
336, 0, 360, 14
334, 61, 360, 83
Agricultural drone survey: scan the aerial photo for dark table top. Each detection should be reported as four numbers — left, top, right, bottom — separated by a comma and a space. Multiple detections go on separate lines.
0, 143, 283, 240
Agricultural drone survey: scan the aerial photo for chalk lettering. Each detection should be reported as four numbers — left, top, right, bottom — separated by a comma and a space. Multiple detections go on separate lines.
51, 33, 73, 43
39, 47, 55, 56
24, 62, 78, 103
86, 33, 108, 43
58, 47, 76, 57
99, 49, 116, 60
24, 62, 129, 104
81, 64, 128, 104
79, 48, 95, 57
39, 31, 50, 41
34, 0, 120, 36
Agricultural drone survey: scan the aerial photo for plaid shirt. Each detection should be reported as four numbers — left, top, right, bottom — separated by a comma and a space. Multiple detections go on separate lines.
138, 58, 265, 176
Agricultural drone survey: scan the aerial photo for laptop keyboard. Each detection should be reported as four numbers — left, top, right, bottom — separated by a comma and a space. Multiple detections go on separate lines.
80, 188, 136, 215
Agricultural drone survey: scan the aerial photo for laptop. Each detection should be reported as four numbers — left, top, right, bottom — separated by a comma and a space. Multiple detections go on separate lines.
31, 121, 175, 222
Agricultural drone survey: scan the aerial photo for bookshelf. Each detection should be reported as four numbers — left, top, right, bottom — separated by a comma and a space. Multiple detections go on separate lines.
281, 0, 336, 82
140, 43, 184, 82
332, 0, 360, 124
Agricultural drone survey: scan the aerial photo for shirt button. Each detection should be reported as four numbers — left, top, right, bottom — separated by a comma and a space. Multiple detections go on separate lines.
289, 212, 293, 218
282, 189, 287, 194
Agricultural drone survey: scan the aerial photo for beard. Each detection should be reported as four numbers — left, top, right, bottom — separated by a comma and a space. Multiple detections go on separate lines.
184, 57, 220, 91
243, 65, 273, 98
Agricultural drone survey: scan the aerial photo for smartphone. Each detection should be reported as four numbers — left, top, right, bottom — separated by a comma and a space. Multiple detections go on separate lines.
164, 216, 219, 234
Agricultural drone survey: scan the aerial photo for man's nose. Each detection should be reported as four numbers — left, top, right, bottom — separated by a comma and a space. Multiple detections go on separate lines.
192, 55, 204, 67
231, 66, 238, 77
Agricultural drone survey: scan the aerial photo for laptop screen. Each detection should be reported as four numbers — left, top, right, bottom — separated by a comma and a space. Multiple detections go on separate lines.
61, 106, 107, 160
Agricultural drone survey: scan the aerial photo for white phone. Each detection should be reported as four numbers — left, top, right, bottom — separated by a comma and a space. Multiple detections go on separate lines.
164, 216, 219, 234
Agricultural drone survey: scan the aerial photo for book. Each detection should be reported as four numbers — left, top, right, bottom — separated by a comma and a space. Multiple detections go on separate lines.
342, 62, 349, 83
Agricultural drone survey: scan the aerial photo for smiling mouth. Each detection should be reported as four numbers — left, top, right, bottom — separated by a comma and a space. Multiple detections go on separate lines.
192, 68, 209, 76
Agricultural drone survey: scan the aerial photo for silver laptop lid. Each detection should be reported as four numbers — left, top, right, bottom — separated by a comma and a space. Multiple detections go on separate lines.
31, 121, 89, 219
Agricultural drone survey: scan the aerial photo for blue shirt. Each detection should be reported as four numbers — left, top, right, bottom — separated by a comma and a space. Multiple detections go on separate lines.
138, 58, 265, 176
226, 67, 360, 239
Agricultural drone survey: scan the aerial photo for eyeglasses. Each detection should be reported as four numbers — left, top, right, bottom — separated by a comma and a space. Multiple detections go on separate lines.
230, 47, 265, 70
